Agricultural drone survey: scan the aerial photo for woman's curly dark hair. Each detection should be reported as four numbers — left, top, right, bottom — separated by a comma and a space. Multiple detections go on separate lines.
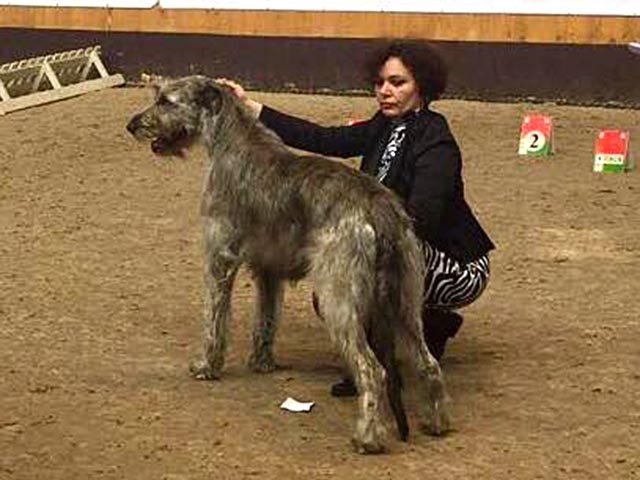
365, 39, 449, 103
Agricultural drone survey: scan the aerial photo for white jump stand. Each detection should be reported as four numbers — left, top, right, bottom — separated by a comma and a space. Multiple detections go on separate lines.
0, 45, 125, 115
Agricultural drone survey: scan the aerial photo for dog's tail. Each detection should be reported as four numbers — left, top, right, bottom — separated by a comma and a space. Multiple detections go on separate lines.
366, 271, 409, 441
368, 195, 427, 442
367, 216, 417, 442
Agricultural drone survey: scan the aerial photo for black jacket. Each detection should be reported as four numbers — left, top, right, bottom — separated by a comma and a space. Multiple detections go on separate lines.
259, 105, 495, 263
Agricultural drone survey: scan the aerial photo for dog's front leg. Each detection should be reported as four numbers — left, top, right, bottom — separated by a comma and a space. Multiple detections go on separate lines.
248, 271, 284, 373
190, 246, 240, 381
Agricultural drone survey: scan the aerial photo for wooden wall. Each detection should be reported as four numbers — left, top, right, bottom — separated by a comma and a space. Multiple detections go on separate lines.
2, 7, 639, 105
0, 6, 638, 45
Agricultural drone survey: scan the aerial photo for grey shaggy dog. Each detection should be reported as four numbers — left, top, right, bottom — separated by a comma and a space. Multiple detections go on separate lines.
126, 75, 449, 453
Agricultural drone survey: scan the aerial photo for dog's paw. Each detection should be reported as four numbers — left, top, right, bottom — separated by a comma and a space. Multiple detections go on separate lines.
189, 359, 221, 380
351, 431, 389, 454
352, 436, 387, 454
420, 399, 451, 436
247, 353, 276, 373
352, 418, 390, 454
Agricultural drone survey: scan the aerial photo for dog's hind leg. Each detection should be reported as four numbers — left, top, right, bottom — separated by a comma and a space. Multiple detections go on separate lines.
312, 227, 394, 453
398, 317, 450, 436
393, 233, 450, 435
248, 271, 284, 373
320, 296, 393, 454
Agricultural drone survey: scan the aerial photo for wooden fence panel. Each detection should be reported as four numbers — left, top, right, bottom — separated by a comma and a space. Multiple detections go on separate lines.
0, 6, 638, 44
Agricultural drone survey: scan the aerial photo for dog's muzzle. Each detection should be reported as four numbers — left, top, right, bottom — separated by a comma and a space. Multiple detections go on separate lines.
126, 114, 188, 157
151, 136, 174, 155
126, 114, 142, 136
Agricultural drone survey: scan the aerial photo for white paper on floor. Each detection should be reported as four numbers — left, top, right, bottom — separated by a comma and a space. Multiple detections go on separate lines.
280, 397, 315, 412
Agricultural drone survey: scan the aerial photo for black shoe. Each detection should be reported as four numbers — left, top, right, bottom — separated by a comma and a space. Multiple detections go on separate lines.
423, 310, 464, 361
426, 335, 447, 361
330, 377, 357, 397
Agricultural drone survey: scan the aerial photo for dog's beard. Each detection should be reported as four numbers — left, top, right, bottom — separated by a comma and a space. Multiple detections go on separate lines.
149, 126, 192, 157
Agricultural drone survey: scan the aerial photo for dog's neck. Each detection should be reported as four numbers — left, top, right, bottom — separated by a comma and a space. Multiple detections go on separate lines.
199, 90, 288, 216
201, 91, 287, 167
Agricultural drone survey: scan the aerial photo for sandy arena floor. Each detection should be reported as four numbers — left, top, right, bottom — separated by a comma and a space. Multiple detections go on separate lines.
1, 86, 639, 479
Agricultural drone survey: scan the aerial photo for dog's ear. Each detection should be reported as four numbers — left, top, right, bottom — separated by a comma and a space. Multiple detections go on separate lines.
148, 75, 170, 98
197, 82, 223, 112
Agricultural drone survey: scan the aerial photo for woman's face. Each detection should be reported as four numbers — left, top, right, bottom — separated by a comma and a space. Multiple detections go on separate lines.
374, 56, 423, 118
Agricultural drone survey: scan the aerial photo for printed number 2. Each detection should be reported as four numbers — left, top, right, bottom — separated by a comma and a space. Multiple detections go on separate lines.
524, 130, 546, 153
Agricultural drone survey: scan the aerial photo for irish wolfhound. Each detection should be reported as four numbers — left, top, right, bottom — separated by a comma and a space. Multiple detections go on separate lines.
126, 75, 449, 453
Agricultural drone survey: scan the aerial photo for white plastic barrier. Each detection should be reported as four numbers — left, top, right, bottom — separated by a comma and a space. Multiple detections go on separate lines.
0, 45, 125, 115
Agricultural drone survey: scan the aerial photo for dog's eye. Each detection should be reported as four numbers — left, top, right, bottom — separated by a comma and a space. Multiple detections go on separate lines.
157, 95, 172, 106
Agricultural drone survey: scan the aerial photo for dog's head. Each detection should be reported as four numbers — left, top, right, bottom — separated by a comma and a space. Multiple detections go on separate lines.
126, 75, 225, 157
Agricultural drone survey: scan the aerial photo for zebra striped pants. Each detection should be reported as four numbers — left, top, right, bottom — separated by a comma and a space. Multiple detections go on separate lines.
422, 242, 490, 310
